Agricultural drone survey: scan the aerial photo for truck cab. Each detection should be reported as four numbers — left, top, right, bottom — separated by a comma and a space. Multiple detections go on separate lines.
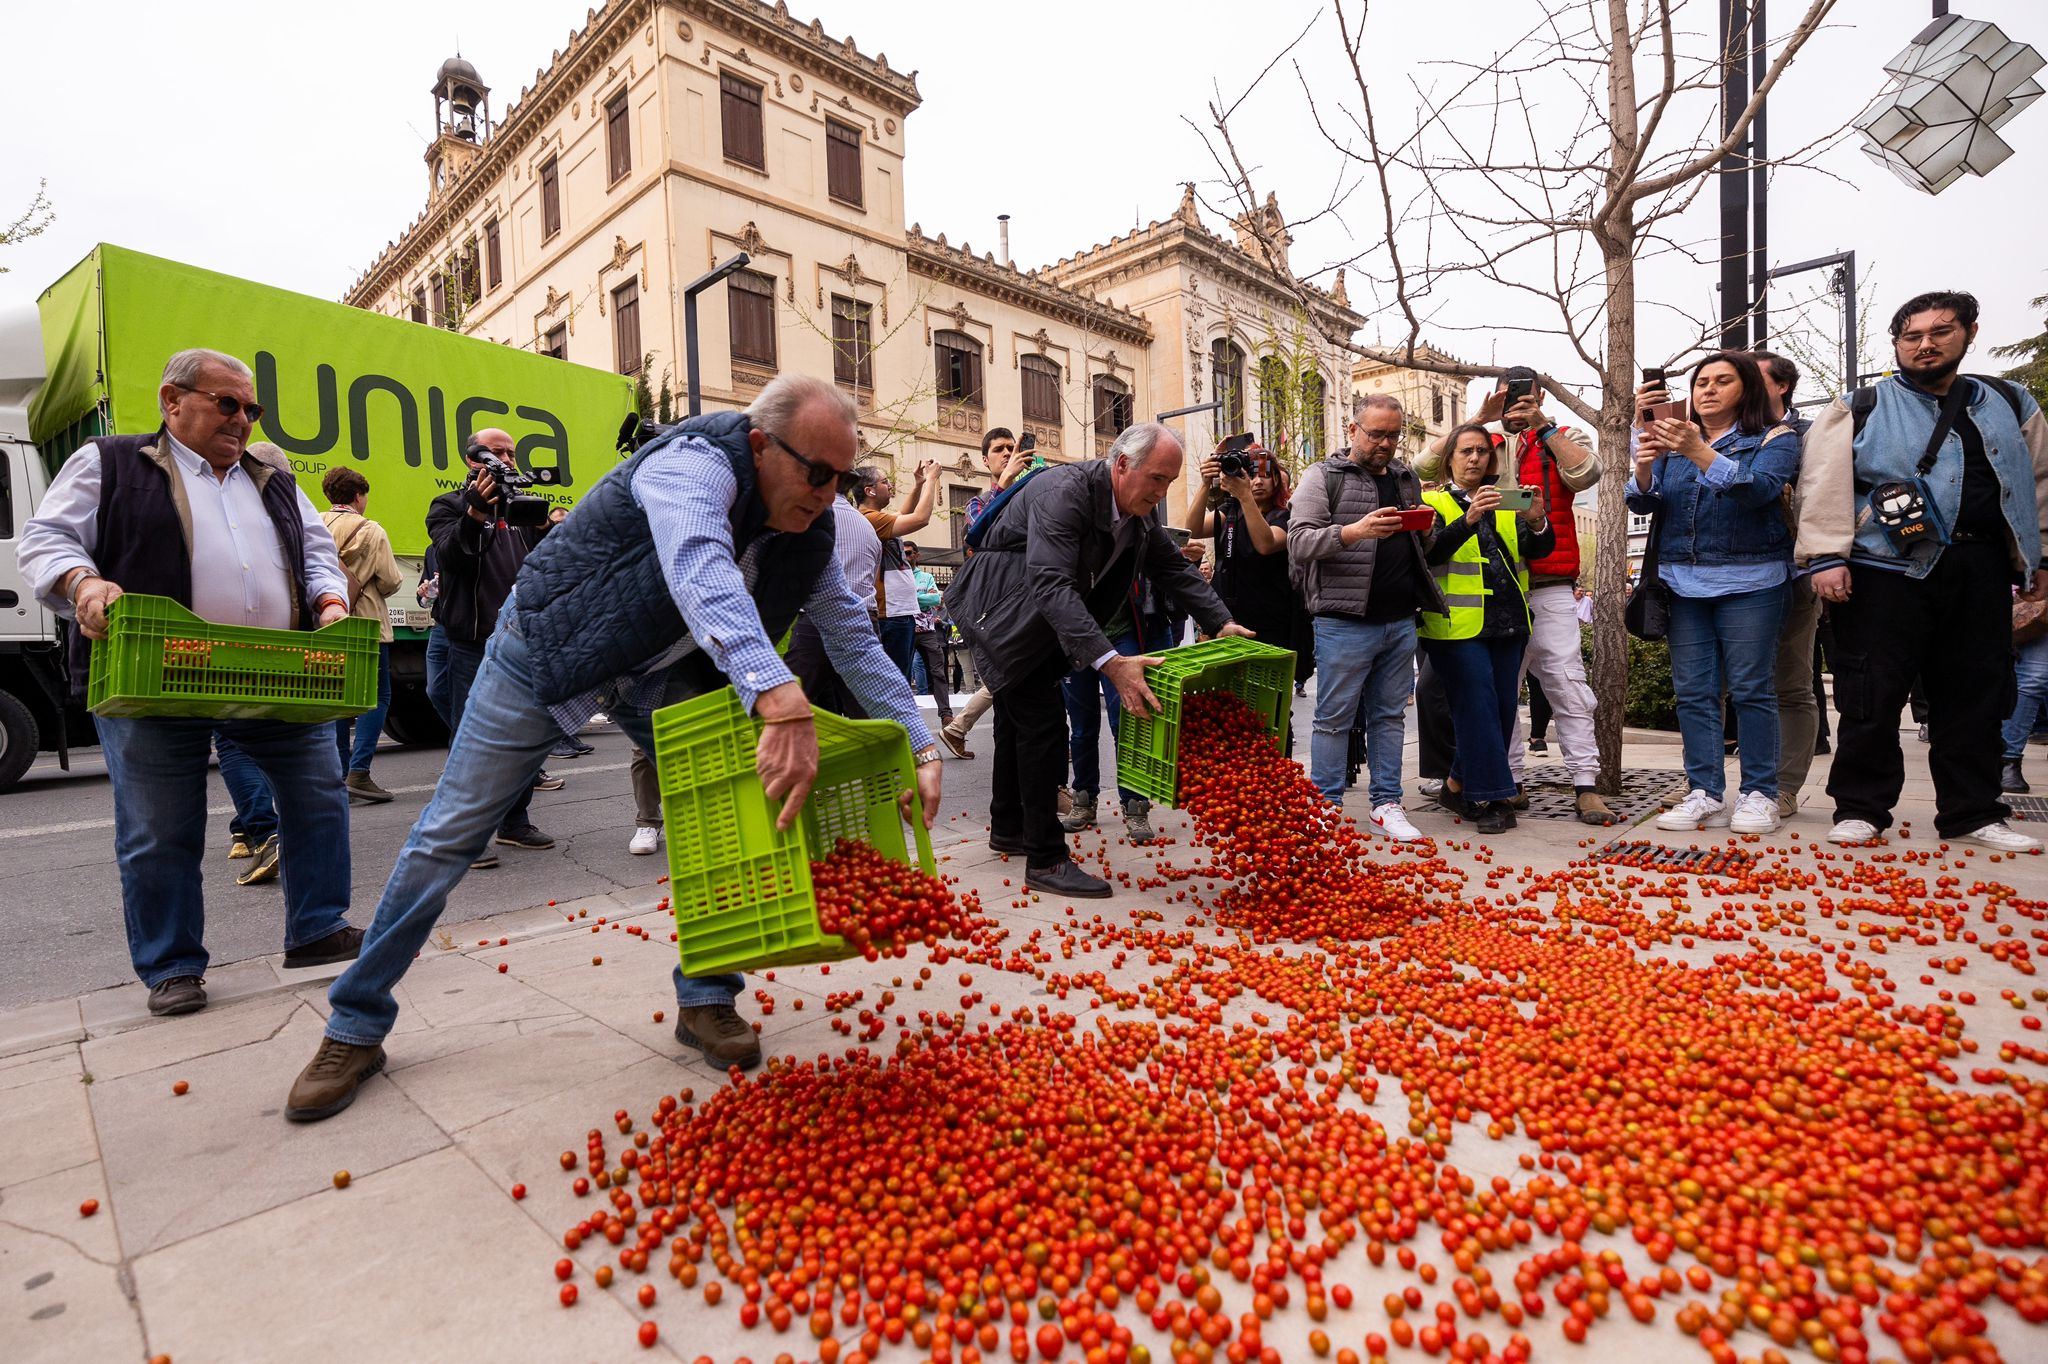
0, 302, 78, 789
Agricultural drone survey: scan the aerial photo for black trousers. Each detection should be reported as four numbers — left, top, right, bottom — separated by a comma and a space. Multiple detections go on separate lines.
990, 651, 1073, 867
1826, 542, 2013, 837
912, 629, 954, 720
785, 615, 867, 719
1416, 654, 1456, 781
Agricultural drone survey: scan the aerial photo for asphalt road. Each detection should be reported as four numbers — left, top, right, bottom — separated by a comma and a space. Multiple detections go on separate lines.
0, 698, 1007, 1010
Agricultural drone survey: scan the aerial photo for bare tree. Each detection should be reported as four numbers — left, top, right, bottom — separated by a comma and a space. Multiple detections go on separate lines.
1191, 0, 1839, 791
1769, 264, 1885, 403
0, 180, 54, 273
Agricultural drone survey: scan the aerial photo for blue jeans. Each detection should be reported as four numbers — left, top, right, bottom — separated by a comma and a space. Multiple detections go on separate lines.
214, 731, 278, 844
98, 716, 351, 987
335, 642, 393, 774
2002, 635, 2048, 759
1063, 631, 1142, 806
1668, 585, 1787, 799
1310, 615, 1417, 807
323, 608, 742, 1047
444, 635, 534, 832
425, 627, 452, 727
1420, 635, 1527, 803
876, 614, 916, 683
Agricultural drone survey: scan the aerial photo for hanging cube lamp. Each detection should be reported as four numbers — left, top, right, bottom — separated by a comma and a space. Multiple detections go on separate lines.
1855, 12, 2043, 194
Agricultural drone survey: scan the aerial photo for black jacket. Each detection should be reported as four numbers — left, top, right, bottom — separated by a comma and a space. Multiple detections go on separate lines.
945, 460, 1231, 691
426, 484, 550, 644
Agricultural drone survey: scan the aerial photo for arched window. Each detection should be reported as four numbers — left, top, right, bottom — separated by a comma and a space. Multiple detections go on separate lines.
1020, 354, 1061, 425
1092, 374, 1132, 444
1210, 338, 1245, 433
935, 330, 983, 407
1257, 354, 1290, 449
1301, 373, 1328, 459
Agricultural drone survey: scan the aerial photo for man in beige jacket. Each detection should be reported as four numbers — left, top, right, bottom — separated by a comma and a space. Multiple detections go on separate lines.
322, 467, 404, 802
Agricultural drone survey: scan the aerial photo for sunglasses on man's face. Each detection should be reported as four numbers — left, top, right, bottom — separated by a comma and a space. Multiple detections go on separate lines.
174, 384, 265, 424
768, 432, 860, 494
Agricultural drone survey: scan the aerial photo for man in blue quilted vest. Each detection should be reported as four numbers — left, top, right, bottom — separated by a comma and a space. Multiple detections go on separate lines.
285, 374, 943, 1120
17, 349, 360, 1019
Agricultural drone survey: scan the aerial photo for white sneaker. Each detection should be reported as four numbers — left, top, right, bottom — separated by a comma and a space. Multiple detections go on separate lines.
1728, 791, 1780, 834
1960, 821, 2041, 853
1656, 790, 1728, 830
629, 826, 661, 855
1826, 819, 1881, 845
1371, 803, 1425, 843
1418, 779, 1446, 799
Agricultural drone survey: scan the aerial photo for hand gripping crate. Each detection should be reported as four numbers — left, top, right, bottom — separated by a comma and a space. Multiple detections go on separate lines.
1115, 638, 1295, 808
88, 594, 380, 722
652, 686, 936, 975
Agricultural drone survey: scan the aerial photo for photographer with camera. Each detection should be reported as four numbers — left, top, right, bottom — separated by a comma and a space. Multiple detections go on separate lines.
1796, 289, 2048, 851
426, 428, 568, 866
1183, 438, 1299, 746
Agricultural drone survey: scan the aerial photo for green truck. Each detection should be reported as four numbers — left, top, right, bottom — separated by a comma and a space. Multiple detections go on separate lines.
0, 243, 638, 790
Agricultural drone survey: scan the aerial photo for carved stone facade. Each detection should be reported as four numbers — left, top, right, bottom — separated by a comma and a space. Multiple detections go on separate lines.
346, 0, 1378, 543
1350, 343, 1479, 463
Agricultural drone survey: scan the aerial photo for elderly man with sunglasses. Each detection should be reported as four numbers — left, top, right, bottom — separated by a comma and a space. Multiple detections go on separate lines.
18, 348, 362, 1019
283, 373, 943, 1120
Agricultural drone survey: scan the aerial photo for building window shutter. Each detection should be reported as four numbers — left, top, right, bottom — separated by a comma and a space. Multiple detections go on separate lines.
721, 73, 765, 169
1092, 375, 1132, 442
1257, 354, 1289, 448
612, 279, 640, 375
428, 274, 448, 328
539, 156, 561, 239
1020, 354, 1061, 425
606, 88, 631, 183
831, 296, 873, 389
542, 324, 568, 360
410, 286, 427, 325
483, 218, 502, 290
728, 269, 777, 368
826, 119, 863, 206
934, 330, 982, 407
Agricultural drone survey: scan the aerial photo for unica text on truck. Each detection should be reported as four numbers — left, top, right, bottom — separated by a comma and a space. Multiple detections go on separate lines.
0, 244, 637, 791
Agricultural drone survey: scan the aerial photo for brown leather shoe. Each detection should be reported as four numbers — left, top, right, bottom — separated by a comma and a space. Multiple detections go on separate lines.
285, 1037, 387, 1122
345, 770, 395, 803
147, 976, 207, 1016
673, 1005, 762, 1070
282, 925, 365, 969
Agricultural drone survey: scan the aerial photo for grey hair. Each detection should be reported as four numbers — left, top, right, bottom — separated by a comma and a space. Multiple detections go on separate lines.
161, 348, 252, 390
1350, 392, 1403, 421
746, 373, 857, 436
1106, 421, 1179, 468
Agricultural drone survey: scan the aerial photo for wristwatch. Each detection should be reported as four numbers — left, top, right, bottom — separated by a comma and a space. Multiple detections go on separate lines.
914, 745, 942, 767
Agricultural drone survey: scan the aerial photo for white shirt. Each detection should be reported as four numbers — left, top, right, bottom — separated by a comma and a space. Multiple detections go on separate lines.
17, 433, 349, 627
832, 497, 882, 611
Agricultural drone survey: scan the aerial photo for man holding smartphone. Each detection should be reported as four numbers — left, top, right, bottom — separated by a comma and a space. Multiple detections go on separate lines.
1419, 367, 1611, 824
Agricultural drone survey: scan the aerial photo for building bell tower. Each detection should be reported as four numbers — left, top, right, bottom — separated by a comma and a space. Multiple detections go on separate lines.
425, 55, 491, 202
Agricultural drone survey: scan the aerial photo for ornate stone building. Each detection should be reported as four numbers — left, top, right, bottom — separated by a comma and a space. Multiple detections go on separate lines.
1350, 342, 1477, 463
345, 0, 1374, 544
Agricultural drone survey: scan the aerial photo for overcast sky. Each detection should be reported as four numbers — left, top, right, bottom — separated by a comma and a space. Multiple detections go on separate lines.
5, 0, 2044, 408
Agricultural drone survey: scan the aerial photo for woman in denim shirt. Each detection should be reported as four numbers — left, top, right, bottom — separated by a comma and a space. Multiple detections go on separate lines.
1627, 350, 1801, 834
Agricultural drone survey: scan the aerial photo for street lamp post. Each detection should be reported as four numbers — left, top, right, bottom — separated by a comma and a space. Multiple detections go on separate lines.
682, 253, 751, 418
1765, 250, 1859, 399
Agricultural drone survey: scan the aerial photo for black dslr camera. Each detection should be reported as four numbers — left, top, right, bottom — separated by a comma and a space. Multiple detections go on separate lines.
467, 444, 557, 528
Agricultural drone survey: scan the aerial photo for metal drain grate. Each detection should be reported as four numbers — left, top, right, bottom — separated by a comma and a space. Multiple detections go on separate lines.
1599, 840, 1754, 874
2005, 795, 2048, 821
1510, 764, 1687, 822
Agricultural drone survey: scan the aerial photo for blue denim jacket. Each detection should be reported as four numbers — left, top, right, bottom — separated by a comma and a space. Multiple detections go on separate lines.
1625, 425, 1802, 568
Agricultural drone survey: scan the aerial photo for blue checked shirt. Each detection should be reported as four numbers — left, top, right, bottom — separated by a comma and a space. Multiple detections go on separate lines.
537, 437, 933, 750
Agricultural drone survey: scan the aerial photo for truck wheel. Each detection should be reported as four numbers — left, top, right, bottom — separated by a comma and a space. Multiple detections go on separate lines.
381, 682, 449, 749
0, 690, 39, 792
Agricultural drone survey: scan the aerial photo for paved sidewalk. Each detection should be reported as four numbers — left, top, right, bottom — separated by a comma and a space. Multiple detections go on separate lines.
5, 738, 2044, 1362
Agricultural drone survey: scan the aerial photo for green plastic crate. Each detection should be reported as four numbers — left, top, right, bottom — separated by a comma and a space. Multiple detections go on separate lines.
1115, 638, 1296, 807
88, 594, 380, 722
653, 687, 936, 975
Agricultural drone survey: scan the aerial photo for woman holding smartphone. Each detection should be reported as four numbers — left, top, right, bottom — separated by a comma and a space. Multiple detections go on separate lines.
1628, 351, 1802, 834
1185, 441, 1301, 747
1417, 423, 1553, 834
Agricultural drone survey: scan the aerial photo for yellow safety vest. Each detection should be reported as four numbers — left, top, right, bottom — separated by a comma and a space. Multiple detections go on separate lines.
1417, 489, 1529, 641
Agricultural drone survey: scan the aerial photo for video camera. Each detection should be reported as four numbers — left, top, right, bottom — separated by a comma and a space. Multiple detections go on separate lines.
466, 444, 557, 528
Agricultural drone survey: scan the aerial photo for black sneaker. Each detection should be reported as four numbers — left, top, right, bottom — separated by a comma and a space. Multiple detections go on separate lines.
495, 824, 555, 850
988, 832, 1029, 856
548, 740, 590, 759
532, 770, 565, 791
1024, 860, 1111, 899
1475, 801, 1518, 835
283, 924, 365, 969
1528, 736, 1548, 754
673, 1004, 762, 1070
147, 975, 207, 1016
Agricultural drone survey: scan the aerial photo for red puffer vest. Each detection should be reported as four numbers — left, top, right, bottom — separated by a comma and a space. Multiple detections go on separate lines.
1517, 430, 1581, 580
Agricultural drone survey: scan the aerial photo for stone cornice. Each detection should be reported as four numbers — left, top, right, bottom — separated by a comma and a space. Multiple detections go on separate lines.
684, 0, 921, 114
1046, 217, 1366, 340
906, 230, 1151, 350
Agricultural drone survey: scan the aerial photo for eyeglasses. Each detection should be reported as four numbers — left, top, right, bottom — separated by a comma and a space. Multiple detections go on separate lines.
768, 432, 860, 493
1355, 428, 1402, 446
174, 385, 264, 423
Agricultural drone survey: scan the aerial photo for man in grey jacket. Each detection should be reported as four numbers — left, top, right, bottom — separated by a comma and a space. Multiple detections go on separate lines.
946, 423, 1246, 897
1289, 394, 1445, 838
